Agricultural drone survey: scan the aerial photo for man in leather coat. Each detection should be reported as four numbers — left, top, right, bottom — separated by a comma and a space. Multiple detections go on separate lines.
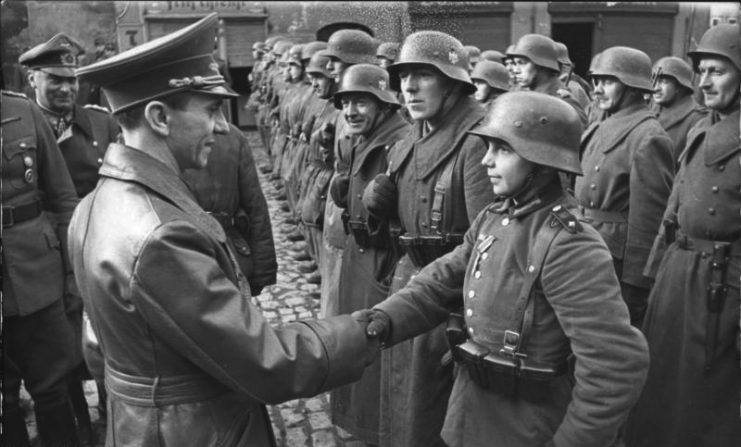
72, 14, 378, 446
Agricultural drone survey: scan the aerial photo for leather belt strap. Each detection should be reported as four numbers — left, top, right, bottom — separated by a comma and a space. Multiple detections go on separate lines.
675, 231, 741, 257
578, 207, 627, 223
2, 199, 43, 228
105, 365, 228, 407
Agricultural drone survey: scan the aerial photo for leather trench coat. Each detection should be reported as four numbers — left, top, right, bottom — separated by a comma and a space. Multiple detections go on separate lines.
68, 143, 375, 446
2, 91, 79, 316
182, 123, 277, 297
375, 183, 649, 447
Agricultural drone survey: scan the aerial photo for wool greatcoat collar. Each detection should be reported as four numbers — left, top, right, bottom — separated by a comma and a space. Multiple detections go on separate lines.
387, 95, 485, 180
652, 94, 705, 130
580, 102, 654, 154
350, 110, 409, 176
98, 142, 226, 243
681, 106, 740, 166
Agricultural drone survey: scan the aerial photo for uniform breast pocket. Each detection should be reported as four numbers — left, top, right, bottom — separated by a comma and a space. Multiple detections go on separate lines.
3, 137, 38, 190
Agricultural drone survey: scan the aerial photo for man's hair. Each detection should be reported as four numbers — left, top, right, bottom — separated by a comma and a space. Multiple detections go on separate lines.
115, 93, 191, 130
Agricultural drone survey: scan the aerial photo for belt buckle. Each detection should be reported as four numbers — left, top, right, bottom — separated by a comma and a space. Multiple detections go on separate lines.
2, 206, 14, 228
499, 330, 527, 359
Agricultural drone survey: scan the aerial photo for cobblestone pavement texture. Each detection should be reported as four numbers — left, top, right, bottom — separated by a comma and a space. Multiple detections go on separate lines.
23, 129, 365, 447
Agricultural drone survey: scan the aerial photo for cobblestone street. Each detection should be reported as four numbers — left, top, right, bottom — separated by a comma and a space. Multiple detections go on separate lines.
23, 129, 362, 447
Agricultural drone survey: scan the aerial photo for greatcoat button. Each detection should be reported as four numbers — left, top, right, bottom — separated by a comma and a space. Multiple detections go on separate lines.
711, 186, 719, 193
93, 141, 99, 147
708, 208, 716, 215
502, 217, 510, 226
468, 290, 475, 298
474, 271, 481, 279
481, 253, 488, 260
468, 327, 475, 336
97, 158, 103, 165
466, 308, 473, 317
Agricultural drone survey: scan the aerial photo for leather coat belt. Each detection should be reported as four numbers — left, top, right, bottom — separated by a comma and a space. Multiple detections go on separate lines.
105, 365, 228, 407
578, 207, 627, 223
675, 231, 741, 258
2, 199, 42, 228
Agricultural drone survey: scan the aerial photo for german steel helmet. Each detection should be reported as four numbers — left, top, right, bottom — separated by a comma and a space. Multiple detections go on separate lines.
481, 50, 505, 63
377, 42, 400, 62
470, 60, 510, 92
589, 46, 653, 92
287, 44, 306, 66
324, 29, 378, 65
503, 45, 516, 62
554, 42, 572, 66
306, 51, 333, 78
465, 45, 481, 64
301, 41, 328, 62
507, 34, 560, 72
652, 56, 694, 91
688, 23, 741, 71
387, 30, 475, 94
252, 41, 267, 53
264, 36, 285, 50
468, 91, 583, 175
333, 63, 399, 108
272, 40, 294, 58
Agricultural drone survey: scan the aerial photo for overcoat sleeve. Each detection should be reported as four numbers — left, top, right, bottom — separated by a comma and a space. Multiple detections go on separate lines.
542, 227, 649, 447
131, 221, 375, 404
236, 130, 277, 294
624, 131, 674, 288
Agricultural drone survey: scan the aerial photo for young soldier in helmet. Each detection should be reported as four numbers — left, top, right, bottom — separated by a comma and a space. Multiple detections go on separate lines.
361, 30, 495, 447
464, 45, 481, 70
626, 23, 741, 447
470, 60, 510, 109
553, 41, 592, 108
376, 42, 400, 68
72, 14, 378, 445
576, 46, 675, 327
328, 63, 411, 446
507, 34, 587, 125
650, 56, 707, 168
358, 91, 649, 447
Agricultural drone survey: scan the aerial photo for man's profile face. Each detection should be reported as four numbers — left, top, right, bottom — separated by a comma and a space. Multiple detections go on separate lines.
30, 70, 78, 113
165, 93, 230, 171
697, 56, 741, 111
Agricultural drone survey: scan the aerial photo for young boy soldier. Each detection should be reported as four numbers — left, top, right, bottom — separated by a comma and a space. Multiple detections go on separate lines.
360, 91, 649, 447
72, 14, 377, 445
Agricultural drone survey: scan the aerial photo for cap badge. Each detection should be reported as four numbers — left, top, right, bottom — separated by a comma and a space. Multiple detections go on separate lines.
448, 50, 459, 64
61, 53, 76, 65
209, 62, 220, 74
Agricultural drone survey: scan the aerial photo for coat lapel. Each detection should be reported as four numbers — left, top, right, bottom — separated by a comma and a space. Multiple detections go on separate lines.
597, 103, 654, 154
99, 143, 226, 243
72, 104, 94, 139
654, 95, 704, 130
704, 108, 740, 166
351, 112, 409, 176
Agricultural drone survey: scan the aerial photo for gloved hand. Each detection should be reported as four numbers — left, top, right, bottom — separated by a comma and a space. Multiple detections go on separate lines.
329, 174, 350, 208
362, 174, 397, 221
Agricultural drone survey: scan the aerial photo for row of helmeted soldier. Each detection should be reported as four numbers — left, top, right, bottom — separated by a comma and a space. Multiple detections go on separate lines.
2, 12, 738, 447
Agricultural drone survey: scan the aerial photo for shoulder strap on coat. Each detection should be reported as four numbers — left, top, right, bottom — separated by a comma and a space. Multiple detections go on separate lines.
430, 151, 460, 233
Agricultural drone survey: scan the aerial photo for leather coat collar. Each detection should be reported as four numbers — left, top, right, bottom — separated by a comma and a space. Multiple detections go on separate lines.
99, 143, 226, 242
387, 95, 485, 179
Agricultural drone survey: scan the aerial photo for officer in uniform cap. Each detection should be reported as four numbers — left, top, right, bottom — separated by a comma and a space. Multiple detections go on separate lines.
1, 90, 80, 446
20, 32, 120, 443
362, 91, 649, 447
626, 23, 741, 447
73, 13, 377, 445
650, 56, 707, 166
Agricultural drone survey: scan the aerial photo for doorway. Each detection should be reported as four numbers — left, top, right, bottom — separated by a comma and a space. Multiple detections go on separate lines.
551, 22, 594, 79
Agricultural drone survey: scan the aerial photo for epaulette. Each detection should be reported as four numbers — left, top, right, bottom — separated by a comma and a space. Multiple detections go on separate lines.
556, 88, 572, 99
2, 90, 28, 98
84, 104, 111, 113
549, 204, 582, 233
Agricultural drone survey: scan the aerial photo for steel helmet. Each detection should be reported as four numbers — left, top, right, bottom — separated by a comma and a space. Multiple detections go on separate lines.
323, 29, 378, 65
272, 40, 294, 58
688, 23, 741, 71
264, 36, 284, 50
333, 63, 399, 109
652, 56, 694, 91
589, 46, 653, 92
465, 45, 481, 64
507, 34, 560, 72
287, 44, 306, 66
252, 41, 267, 53
481, 50, 505, 63
302, 41, 328, 62
554, 42, 572, 67
470, 60, 510, 92
387, 30, 475, 94
377, 42, 400, 62
306, 51, 333, 78
468, 91, 583, 175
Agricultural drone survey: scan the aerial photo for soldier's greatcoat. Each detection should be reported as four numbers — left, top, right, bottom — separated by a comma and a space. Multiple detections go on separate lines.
625, 108, 741, 447
332, 111, 410, 444
652, 94, 706, 168
375, 180, 649, 447
68, 142, 374, 446
380, 95, 493, 447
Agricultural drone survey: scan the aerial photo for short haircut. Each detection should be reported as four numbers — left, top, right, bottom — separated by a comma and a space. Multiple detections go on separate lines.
114, 93, 191, 130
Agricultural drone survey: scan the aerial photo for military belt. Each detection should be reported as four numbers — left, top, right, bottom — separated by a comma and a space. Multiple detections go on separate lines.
348, 221, 388, 249
675, 231, 741, 258
398, 234, 463, 268
453, 339, 568, 403
2, 199, 43, 228
578, 206, 627, 224
105, 365, 228, 407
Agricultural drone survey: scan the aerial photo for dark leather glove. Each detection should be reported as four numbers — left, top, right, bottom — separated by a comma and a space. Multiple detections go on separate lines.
362, 173, 397, 221
329, 174, 350, 209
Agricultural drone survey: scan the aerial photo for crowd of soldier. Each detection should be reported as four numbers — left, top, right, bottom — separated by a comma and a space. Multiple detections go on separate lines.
1, 13, 739, 447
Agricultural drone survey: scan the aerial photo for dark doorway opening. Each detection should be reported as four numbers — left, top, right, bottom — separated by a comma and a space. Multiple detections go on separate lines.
228, 66, 252, 126
551, 22, 594, 79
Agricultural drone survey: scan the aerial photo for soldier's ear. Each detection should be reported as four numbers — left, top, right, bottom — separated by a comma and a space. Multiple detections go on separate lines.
144, 101, 170, 137
27, 71, 37, 89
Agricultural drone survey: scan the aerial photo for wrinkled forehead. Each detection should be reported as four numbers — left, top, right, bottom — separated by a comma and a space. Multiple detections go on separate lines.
697, 55, 740, 73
